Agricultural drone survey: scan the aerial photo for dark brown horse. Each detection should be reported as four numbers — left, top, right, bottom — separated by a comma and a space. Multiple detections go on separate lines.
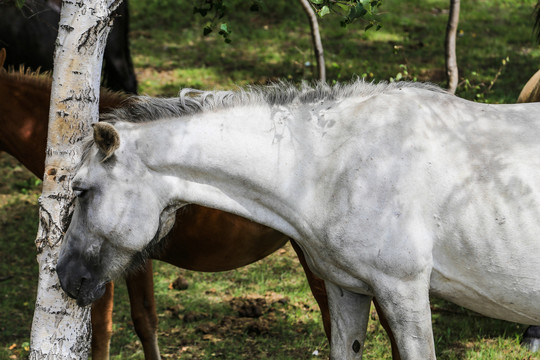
0, 0, 137, 94
0, 55, 401, 359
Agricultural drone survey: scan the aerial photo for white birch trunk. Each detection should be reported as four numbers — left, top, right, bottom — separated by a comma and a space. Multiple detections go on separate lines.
29, 0, 120, 358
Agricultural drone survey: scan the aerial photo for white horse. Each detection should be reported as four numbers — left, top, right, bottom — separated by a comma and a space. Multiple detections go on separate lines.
57, 81, 540, 359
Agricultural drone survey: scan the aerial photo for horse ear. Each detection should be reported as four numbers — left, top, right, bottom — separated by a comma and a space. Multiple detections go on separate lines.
92, 122, 120, 161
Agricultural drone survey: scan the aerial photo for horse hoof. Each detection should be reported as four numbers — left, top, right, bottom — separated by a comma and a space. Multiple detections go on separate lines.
522, 338, 540, 352
521, 326, 540, 352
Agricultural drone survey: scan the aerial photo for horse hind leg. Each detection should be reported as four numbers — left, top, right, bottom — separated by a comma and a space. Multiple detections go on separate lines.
289, 240, 332, 339
126, 260, 161, 360
522, 326, 540, 352
326, 281, 372, 359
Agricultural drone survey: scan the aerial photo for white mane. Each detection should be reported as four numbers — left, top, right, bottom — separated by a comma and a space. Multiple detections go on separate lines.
100, 80, 446, 124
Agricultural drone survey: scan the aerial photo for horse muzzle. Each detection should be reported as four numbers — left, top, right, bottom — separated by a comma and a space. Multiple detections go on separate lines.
56, 255, 107, 307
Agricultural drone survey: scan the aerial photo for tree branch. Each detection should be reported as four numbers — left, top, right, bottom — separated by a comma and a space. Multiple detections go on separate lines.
299, 0, 326, 82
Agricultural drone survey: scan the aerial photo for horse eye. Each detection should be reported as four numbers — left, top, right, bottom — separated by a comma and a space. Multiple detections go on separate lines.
72, 187, 88, 198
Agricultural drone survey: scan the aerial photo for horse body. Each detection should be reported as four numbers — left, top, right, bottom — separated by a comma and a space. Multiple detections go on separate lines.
113, 87, 540, 323
57, 81, 540, 359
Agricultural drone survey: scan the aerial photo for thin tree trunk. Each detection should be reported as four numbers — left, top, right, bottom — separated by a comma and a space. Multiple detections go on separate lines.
29, 0, 120, 358
298, 0, 326, 82
445, 0, 460, 94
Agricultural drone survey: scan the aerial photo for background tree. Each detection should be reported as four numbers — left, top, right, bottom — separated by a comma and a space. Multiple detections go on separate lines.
299, 0, 326, 81
29, 0, 119, 358
445, 0, 460, 94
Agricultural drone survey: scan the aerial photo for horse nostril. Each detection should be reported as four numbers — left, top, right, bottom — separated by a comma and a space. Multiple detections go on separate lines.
56, 257, 93, 300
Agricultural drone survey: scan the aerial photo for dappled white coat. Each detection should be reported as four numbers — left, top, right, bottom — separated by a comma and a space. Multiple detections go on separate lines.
60, 82, 540, 359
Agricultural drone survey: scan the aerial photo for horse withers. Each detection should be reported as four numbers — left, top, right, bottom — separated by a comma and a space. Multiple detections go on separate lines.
56, 81, 540, 359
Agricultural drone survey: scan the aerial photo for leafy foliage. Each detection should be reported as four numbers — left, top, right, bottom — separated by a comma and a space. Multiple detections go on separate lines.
193, 0, 262, 43
193, 0, 383, 43
309, 0, 383, 30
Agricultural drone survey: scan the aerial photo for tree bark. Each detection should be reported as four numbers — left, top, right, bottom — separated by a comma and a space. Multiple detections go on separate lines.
29, 0, 120, 358
298, 0, 326, 82
445, 0, 460, 94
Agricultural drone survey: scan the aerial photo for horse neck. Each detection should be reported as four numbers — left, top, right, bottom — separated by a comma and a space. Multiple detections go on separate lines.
132, 104, 309, 239
0, 71, 127, 179
0, 73, 50, 178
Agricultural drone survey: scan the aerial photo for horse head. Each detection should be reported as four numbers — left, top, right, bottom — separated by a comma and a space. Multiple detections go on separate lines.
57, 122, 179, 306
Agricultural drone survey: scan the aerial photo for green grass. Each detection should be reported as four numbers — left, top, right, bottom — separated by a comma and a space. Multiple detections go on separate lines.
0, 154, 40, 360
129, 0, 540, 102
2, 0, 540, 359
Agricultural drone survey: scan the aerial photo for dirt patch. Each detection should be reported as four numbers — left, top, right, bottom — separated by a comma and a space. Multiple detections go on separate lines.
182, 293, 291, 340
229, 292, 289, 318
195, 316, 273, 338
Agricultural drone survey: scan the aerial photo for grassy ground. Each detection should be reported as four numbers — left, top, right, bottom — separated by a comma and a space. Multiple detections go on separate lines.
1, 0, 540, 359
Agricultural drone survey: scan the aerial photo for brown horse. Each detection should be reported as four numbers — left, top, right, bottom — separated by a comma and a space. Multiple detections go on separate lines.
0, 52, 399, 359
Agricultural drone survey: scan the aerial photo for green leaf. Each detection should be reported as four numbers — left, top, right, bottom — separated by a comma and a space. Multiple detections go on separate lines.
310, 0, 324, 4
220, 23, 229, 33
319, 5, 331, 17
336, 3, 350, 12
360, 0, 372, 13
346, 4, 367, 22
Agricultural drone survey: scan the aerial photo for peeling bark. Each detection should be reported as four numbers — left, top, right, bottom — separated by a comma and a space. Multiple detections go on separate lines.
29, 0, 120, 358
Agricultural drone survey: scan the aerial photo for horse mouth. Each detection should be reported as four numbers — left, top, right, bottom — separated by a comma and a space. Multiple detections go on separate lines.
59, 275, 108, 307
74, 281, 107, 307
56, 248, 110, 307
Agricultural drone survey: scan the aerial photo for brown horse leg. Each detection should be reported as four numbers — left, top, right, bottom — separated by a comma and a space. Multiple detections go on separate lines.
289, 240, 331, 339
91, 282, 115, 360
126, 260, 161, 360
289, 240, 401, 359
